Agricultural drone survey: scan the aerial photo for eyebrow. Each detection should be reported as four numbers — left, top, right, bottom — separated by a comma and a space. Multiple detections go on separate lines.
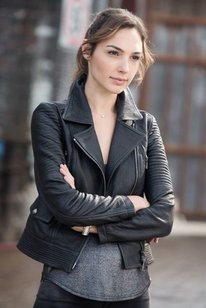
106, 44, 142, 54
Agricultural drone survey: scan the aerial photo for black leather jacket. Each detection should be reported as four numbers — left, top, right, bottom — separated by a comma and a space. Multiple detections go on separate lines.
17, 77, 175, 272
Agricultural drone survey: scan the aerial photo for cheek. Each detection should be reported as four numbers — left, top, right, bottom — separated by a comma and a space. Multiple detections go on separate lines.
95, 58, 110, 74
90, 51, 115, 76
131, 63, 140, 77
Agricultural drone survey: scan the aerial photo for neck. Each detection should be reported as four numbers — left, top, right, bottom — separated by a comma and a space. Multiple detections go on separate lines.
85, 81, 117, 115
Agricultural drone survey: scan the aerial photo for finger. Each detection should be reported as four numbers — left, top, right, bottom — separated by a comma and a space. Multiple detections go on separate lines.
60, 166, 73, 177
59, 167, 66, 174
154, 238, 159, 244
90, 226, 97, 234
64, 175, 70, 182
62, 164, 70, 172
63, 172, 74, 181
60, 164, 70, 173
60, 164, 68, 171
60, 168, 74, 180
60, 165, 69, 172
59, 164, 75, 189
64, 175, 74, 185
60, 169, 70, 178
71, 226, 83, 232
64, 177, 75, 189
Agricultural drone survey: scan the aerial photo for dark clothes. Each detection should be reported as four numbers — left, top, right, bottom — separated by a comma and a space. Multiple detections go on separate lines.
17, 75, 174, 293
44, 234, 150, 301
33, 279, 150, 308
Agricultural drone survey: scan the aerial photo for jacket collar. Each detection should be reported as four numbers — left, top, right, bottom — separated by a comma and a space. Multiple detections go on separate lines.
62, 76, 145, 182
63, 75, 143, 123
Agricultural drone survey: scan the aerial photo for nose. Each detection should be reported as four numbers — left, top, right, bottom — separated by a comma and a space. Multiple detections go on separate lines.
118, 57, 129, 73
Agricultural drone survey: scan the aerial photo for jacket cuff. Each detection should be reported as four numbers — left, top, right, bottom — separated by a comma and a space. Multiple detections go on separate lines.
97, 224, 108, 243
121, 196, 136, 218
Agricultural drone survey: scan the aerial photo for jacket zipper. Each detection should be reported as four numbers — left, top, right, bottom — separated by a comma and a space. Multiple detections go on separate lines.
72, 137, 107, 269
139, 240, 147, 270
145, 155, 148, 170
132, 121, 148, 171
129, 147, 138, 195
72, 236, 90, 270
73, 137, 107, 195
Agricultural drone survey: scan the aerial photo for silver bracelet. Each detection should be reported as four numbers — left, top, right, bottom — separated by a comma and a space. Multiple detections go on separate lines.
82, 226, 91, 236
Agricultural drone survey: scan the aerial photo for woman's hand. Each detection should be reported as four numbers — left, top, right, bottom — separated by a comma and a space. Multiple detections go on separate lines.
127, 195, 150, 212
60, 164, 75, 189
71, 225, 97, 234
127, 195, 159, 243
149, 238, 159, 244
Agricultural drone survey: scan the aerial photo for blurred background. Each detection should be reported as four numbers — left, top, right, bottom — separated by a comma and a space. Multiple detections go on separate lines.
0, 0, 205, 307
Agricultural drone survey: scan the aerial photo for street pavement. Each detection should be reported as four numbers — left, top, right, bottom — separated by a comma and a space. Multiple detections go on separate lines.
0, 222, 206, 308
150, 236, 206, 308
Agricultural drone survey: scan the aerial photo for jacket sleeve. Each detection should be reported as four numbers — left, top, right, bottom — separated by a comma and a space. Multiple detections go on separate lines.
31, 103, 135, 226
97, 115, 175, 243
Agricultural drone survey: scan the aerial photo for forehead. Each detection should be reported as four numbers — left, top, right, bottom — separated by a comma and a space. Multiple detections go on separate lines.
99, 28, 142, 53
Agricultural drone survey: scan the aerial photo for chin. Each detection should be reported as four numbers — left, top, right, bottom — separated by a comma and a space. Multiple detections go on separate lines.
113, 88, 126, 94
108, 85, 126, 94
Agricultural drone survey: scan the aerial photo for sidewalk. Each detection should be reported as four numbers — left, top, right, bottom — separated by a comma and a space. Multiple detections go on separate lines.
171, 216, 206, 237
150, 235, 206, 308
150, 217, 206, 308
0, 219, 206, 308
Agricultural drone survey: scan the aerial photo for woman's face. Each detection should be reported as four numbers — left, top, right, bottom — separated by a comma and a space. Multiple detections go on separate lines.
85, 28, 143, 95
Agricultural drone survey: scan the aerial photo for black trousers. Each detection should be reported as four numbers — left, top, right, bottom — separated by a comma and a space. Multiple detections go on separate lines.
33, 279, 150, 308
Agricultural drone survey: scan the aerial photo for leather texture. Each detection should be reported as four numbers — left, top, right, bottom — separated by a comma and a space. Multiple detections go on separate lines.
17, 76, 175, 272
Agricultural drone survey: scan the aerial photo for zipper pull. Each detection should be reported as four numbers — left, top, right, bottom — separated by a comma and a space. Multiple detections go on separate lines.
72, 261, 77, 270
141, 250, 146, 270
145, 156, 148, 169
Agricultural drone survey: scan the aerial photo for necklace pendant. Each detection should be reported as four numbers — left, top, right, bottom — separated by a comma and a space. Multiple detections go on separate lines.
100, 114, 105, 118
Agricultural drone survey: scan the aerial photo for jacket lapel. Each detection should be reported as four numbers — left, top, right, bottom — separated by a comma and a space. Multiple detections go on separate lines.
106, 120, 145, 184
106, 89, 144, 182
63, 77, 105, 172
73, 126, 105, 172
63, 76, 145, 180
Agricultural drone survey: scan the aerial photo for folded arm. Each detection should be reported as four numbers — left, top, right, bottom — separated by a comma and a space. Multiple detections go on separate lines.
59, 163, 150, 234
32, 103, 136, 226
96, 116, 175, 243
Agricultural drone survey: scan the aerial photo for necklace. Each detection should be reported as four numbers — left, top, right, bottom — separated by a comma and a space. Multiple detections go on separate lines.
91, 108, 116, 119
92, 111, 107, 118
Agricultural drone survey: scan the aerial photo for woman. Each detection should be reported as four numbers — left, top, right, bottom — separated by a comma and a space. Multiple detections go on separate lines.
17, 8, 175, 308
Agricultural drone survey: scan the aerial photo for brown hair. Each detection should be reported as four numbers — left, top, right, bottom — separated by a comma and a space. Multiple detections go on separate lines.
74, 8, 154, 84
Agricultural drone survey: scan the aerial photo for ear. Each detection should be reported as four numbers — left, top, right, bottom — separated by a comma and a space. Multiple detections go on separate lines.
81, 43, 92, 60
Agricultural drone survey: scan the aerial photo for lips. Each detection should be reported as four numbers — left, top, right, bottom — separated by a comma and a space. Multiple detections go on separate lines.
110, 77, 128, 86
110, 77, 128, 82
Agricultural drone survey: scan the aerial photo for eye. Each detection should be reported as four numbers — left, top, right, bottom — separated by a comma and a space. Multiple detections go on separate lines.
108, 50, 119, 56
131, 55, 141, 61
